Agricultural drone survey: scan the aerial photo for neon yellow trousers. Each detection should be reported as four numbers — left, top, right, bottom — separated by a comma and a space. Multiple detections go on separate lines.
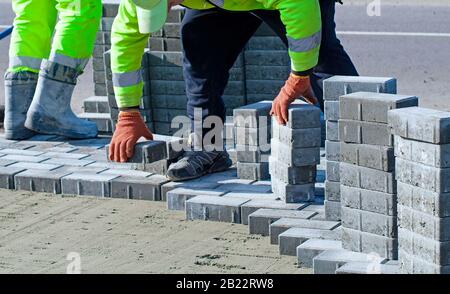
9, 0, 102, 73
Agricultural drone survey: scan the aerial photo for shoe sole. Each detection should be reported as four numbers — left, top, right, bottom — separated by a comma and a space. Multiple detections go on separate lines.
167, 156, 233, 182
25, 111, 98, 139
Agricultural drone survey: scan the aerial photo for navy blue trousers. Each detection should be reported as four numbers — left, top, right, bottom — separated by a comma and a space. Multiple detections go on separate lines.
181, 0, 358, 132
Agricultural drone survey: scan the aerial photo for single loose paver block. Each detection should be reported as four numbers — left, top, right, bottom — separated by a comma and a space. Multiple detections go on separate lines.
240, 200, 308, 225
285, 100, 321, 129
313, 249, 386, 274
323, 76, 397, 101
297, 239, 343, 268
107, 140, 167, 164
279, 227, 342, 256
388, 107, 450, 144
186, 195, 250, 223
339, 92, 418, 123
269, 218, 341, 244
61, 173, 119, 197
167, 188, 225, 211
248, 208, 318, 236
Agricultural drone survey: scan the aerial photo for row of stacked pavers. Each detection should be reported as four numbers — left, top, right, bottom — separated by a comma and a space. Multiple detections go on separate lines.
247, 102, 342, 259
292, 77, 404, 273
233, 101, 272, 180
389, 107, 450, 274
323, 76, 397, 221
339, 92, 418, 261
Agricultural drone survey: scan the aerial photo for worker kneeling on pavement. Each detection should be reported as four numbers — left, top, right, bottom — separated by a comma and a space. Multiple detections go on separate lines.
4, 0, 102, 140
109, 0, 323, 181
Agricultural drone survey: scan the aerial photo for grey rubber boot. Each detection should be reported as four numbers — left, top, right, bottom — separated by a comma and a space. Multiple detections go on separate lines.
3, 71, 38, 140
25, 60, 98, 139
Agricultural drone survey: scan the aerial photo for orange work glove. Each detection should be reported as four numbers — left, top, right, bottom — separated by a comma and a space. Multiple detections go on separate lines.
270, 74, 318, 125
108, 111, 153, 163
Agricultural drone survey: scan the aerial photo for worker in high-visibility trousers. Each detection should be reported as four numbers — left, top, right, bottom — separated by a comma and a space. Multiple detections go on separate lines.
4, 0, 102, 140
109, 0, 357, 182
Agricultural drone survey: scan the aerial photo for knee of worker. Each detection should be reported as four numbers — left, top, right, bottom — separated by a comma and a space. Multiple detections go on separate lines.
55, 0, 102, 34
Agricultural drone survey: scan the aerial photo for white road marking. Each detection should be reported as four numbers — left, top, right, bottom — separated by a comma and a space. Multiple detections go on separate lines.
337, 31, 450, 38
0, 25, 12, 29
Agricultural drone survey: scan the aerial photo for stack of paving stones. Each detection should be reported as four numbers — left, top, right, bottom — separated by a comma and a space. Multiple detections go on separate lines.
95, 2, 294, 137
233, 101, 272, 180
339, 92, 418, 261
323, 76, 397, 221
389, 107, 450, 274
270, 100, 321, 203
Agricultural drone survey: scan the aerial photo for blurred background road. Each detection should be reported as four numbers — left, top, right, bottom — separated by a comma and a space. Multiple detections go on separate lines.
1, 0, 449, 112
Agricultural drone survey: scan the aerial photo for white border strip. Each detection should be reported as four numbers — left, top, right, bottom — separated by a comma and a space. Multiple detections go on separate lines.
337, 31, 450, 38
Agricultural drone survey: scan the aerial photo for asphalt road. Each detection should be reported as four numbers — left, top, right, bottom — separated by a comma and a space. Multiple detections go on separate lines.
0, 0, 449, 112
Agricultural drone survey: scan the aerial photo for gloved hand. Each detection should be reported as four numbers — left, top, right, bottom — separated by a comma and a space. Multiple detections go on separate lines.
108, 111, 153, 163
270, 74, 318, 125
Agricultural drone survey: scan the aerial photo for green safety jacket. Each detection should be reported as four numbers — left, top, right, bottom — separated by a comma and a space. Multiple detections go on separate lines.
111, 0, 322, 108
